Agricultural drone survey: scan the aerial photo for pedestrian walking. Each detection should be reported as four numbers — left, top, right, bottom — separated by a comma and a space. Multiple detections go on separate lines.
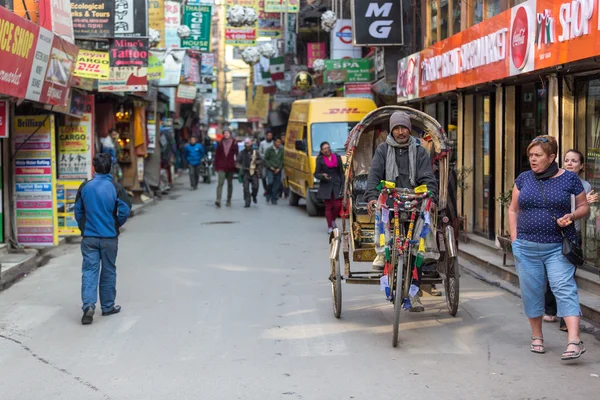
214, 130, 238, 208
264, 137, 284, 204
544, 149, 598, 329
238, 137, 262, 208
314, 141, 344, 234
259, 130, 274, 197
75, 153, 132, 325
508, 135, 590, 360
184, 136, 205, 190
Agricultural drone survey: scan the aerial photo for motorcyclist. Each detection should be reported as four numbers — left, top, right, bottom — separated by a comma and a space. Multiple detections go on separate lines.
365, 111, 438, 312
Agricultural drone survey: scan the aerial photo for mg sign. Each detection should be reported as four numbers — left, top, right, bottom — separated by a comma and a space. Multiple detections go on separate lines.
351, 0, 404, 46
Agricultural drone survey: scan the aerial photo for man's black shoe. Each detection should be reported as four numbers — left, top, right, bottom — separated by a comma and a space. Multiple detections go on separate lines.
244, 203, 250, 208
102, 305, 121, 316
252, 195, 257, 204
81, 306, 95, 325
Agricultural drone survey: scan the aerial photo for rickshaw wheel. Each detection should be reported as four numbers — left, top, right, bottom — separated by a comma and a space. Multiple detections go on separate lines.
392, 255, 403, 347
445, 257, 459, 316
331, 255, 342, 318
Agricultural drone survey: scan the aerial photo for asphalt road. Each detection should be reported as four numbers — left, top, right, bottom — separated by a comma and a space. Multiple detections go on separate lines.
1, 180, 599, 400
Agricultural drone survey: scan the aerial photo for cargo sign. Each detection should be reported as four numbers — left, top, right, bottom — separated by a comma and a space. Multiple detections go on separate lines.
182, 4, 212, 51
73, 50, 110, 80
58, 95, 94, 180
324, 59, 374, 83
14, 115, 58, 247
71, 0, 114, 38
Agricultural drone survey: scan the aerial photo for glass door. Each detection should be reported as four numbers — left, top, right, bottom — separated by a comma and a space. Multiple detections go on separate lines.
474, 93, 495, 239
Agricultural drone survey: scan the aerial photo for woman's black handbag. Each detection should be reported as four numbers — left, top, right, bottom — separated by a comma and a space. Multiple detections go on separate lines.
536, 179, 584, 266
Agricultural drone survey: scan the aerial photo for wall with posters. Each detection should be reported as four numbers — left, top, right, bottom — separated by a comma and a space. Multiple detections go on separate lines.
13, 115, 58, 247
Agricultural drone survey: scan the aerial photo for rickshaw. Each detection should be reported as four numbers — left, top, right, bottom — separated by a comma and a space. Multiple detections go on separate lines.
328, 106, 460, 347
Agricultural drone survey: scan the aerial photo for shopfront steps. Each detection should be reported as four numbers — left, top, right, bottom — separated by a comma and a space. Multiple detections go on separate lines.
458, 236, 600, 328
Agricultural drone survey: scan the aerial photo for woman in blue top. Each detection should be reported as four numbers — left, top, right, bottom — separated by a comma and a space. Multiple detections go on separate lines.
508, 135, 590, 361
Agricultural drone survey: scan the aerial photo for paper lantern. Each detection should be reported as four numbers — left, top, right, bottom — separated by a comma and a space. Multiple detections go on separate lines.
241, 47, 261, 65
321, 11, 337, 33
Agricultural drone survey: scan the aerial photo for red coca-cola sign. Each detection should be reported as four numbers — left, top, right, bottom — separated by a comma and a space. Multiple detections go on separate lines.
511, 6, 529, 70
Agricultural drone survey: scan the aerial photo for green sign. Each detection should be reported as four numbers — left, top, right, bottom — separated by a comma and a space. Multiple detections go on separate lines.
182, 4, 212, 52
324, 59, 374, 83
147, 55, 164, 81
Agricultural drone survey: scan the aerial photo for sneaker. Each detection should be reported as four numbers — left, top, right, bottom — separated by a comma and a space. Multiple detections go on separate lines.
244, 203, 250, 208
409, 295, 425, 312
81, 306, 95, 325
102, 305, 121, 316
372, 253, 385, 271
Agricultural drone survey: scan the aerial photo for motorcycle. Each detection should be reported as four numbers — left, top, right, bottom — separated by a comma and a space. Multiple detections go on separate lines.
200, 151, 214, 184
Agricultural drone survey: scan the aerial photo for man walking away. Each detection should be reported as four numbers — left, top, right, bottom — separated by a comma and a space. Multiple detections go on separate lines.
259, 130, 274, 197
184, 136, 205, 190
238, 137, 262, 207
214, 130, 238, 207
75, 153, 132, 325
264, 137, 284, 204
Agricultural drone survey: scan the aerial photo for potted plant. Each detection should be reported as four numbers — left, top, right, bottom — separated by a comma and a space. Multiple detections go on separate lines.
495, 185, 514, 265
456, 167, 473, 243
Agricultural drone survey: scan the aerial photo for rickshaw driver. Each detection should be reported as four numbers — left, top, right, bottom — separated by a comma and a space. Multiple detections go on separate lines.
365, 111, 438, 312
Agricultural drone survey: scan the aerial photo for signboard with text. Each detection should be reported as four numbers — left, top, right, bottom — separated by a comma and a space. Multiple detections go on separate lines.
71, 0, 114, 38
165, 1, 182, 48
56, 180, 82, 236
148, 0, 165, 47
182, 4, 212, 51
14, 115, 58, 247
58, 95, 94, 180
110, 38, 149, 67
40, 0, 75, 43
73, 50, 110, 80
226, 0, 257, 45
324, 59, 373, 83
114, 0, 149, 37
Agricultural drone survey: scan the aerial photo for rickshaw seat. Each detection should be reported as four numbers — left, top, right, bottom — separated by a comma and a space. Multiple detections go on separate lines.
352, 174, 370, 215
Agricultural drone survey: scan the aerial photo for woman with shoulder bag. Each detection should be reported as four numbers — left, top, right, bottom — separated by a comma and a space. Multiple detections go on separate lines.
314, 142, 344, 234
508, 135, 590, 361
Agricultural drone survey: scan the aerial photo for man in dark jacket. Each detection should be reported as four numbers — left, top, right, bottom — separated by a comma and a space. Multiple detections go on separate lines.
75, 153, 132, 325
264, 137, 284, 204
365, 111, 437, 312
184, 136, 205, 190
238, 137, 262, 207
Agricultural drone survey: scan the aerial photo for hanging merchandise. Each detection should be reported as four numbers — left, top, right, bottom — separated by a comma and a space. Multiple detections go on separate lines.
258, 42, 276, 59
312, 59, 326, 73
321, 10, 337, 32
241, 47, 260, 66
226, 5, 246, 27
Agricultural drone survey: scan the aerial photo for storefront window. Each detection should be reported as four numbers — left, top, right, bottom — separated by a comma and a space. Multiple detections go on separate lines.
516, 82, 548, 174
453, 0, 462, 36
474, 94, 494, 239
486, 0, 502, 19
427, 0, 460, 45
440, 0, 449, 40
430, 0, 439, 45
473, 0, 484, 25
584, 79, 600, 267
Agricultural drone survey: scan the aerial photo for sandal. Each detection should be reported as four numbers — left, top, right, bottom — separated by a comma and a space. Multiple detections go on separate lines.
562, 341, 586, 361
530, 336, 545, 354
543, 314, 557, 322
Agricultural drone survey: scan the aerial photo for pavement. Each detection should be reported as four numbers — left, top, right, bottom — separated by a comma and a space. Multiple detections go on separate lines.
0, 180, 599, 400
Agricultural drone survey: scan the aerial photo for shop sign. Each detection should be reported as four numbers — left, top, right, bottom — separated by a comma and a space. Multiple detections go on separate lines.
182, 51, 202, 83
156, 49, 185, 86
331, 19, 362, 59
226, 0, 257, 45
324, 59, 374, 83
39, 0, 75, 43
351, 0, 403, 46
147, 114, 156, 153
0, 100, 8, 138
71, 75, 95, 91
58, 95, 94, 180
73, 50, 110, 80
148, 55, 164, 80
110, 38, 149, 67
264, 0, 298, 13
375, 47, 385, 80
182, 4, 212, 51
396, 52, 420, 101
148, 0, 165, 48
176, 84, 197, 103
344, 83, 374, 100
13, 115, 58, 247
71, 0, 114, 38
307, 43, 326, 68
98, 67, 148, 92
114, 0, 148, 37
201, 53, 215, 76
165, 1, 182, 48
33, 36, 78, 107
258, 1, 282, 38
56, 180, 82, 236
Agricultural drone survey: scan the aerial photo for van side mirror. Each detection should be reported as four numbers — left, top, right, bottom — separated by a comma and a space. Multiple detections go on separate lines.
295, 140, 307, 152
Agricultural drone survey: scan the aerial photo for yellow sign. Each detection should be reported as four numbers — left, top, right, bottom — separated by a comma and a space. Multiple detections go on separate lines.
56, 180, 82, 236
148, 0, 166, 48
73, 50, 110, 80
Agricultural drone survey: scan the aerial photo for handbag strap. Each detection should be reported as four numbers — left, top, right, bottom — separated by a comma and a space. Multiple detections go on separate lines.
535, 178, 568, 239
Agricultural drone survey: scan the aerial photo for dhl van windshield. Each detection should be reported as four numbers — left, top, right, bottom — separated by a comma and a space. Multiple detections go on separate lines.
311, 122, 357, 156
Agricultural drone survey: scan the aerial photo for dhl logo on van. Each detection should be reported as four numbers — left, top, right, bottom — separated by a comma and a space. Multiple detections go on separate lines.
324, 108, 362, 114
